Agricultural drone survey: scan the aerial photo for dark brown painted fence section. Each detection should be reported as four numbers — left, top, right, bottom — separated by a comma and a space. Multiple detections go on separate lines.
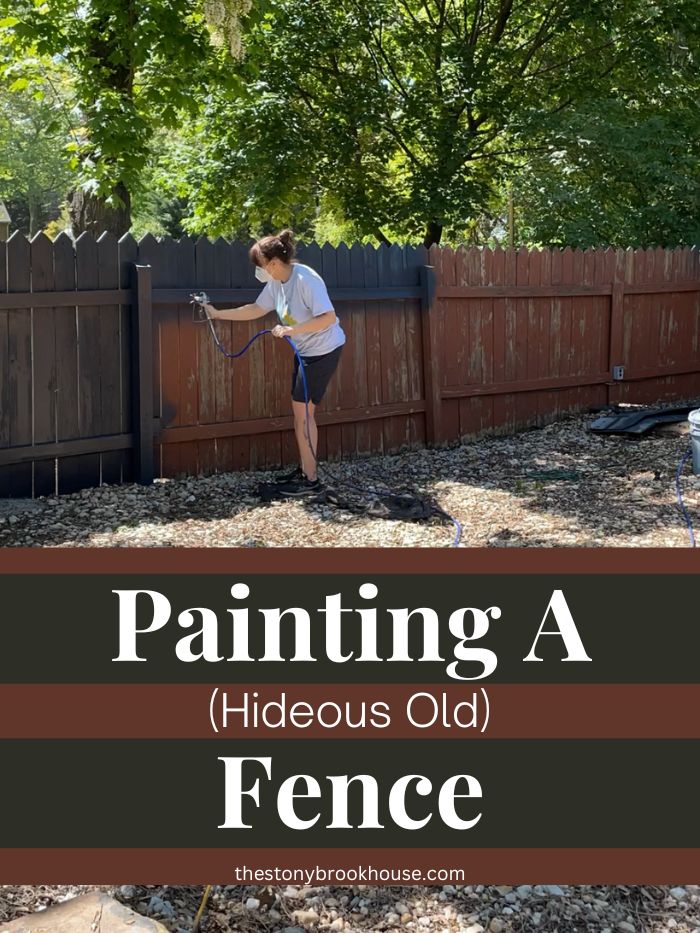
148, 238, 428, 479
0, 233, 698, 497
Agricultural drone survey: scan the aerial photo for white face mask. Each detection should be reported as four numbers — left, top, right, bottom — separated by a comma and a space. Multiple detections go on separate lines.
255, 265, 271, 283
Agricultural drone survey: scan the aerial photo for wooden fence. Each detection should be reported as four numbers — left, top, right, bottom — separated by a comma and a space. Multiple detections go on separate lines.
0, 232, 698, 497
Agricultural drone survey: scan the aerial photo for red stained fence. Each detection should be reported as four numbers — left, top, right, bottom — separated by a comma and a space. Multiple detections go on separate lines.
0, 232, 698, 497
431, 245, 700, 442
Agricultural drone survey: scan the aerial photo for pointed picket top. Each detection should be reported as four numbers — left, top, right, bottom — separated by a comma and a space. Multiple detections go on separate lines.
54, 230, 75, 251
118, 231, 137, 250
411, 243, 429, 266
7, 229, 30, 276
96, 230, 118, 246
30, 230, 53, 260
177, 234, 196, 260
300, 240, 322, 273
74, 229, 99, 248
7, 230, 29, 252
374, 240, 390, 285
27, 232, 53, 297
349, 241, 365, 263
118, 233, 138, 278
361, 241, 379, 288
654, 245, 670, 281
387, 242, 404, 284
321, 243, 338, 288
30, 230, 52, 247
213, 235, 230, 272
137, 232, 159, 248
99, 235, 119, 278
491, 245, 506, 286
135, 232, 160, 275
423, 243, 437, 271
335, 241, 351, 286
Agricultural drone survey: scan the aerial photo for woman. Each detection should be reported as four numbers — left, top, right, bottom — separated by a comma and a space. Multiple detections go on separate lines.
201, 229, 345, 495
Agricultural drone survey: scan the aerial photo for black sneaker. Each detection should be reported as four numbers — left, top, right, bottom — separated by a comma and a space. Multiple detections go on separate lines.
274, 476, 322, 496
274, 466, 304, 484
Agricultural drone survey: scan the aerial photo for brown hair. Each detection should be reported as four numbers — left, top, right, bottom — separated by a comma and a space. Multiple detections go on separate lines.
249, 229, 296, 266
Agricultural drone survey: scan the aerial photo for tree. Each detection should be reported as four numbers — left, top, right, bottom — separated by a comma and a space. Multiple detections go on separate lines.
187, 0, 700, 247
0, 0, 245, 235
512, 102, 700, 248
0, 67, 76, 234
508, 17, 700, 249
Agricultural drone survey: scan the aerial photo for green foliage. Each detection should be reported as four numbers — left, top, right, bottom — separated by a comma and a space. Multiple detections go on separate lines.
0, 0, 242, 214
184, 0, 700, 246
0, 61, 76, 233
512, 99, 700, 249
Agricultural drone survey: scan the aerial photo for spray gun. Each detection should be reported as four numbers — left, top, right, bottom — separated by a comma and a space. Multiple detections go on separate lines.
190, 291, 212, 323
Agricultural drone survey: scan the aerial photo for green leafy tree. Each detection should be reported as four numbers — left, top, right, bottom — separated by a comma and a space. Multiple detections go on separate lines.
0, 66, 76, 234
0, 0, 248, 235
188, 0, 700, 247
511, 102, 700, 248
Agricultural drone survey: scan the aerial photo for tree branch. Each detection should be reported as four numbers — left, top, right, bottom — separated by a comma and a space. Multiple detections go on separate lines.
491, 0, 514, 43
524, 38, 617, 79
468, 0, 486, 46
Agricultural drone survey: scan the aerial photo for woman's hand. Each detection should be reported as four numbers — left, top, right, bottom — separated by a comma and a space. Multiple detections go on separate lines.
272, 324, 294, 338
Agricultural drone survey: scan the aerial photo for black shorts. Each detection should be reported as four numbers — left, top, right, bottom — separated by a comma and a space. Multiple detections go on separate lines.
291, 345, 343, 404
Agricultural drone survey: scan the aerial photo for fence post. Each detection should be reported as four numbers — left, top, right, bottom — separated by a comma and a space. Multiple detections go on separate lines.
419, 264, 442, 446
131, 263, 154, 485
608, 251, 626, 405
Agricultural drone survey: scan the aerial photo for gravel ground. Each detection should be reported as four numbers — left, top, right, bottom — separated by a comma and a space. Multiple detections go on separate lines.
2, 884, 700, 933
1, 406, 699, 548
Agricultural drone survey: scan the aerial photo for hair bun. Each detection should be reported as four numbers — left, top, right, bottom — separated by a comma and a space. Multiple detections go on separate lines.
250, 230, 296, 267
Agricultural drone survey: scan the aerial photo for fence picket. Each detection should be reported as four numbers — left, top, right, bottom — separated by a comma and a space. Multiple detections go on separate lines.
97, 232, 123, 486
75, 232, 103, 493
118, 233, 137, 483
30, 233, 57, 496
6, 232, 33, 496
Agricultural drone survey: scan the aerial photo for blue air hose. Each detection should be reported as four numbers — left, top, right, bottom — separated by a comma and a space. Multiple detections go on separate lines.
194, 298, 462, 546
675, 446, 696, 548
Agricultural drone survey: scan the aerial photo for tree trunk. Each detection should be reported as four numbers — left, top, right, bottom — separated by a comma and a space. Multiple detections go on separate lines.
68, 182, 131, 237
28, 196, 41, 237
423, 220, 443, 248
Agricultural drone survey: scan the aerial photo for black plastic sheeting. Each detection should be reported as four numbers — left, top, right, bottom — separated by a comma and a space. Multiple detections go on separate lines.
589, 405, 693, 436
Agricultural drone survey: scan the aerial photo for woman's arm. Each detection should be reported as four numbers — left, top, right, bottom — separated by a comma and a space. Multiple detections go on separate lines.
275, 310, 337, 336
205, 302, 272, 322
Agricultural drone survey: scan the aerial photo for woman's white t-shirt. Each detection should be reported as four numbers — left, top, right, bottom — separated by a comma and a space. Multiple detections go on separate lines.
256, 262, 346, 357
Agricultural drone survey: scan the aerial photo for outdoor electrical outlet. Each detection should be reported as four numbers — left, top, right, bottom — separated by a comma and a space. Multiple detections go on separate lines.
612, 365, 625, 381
